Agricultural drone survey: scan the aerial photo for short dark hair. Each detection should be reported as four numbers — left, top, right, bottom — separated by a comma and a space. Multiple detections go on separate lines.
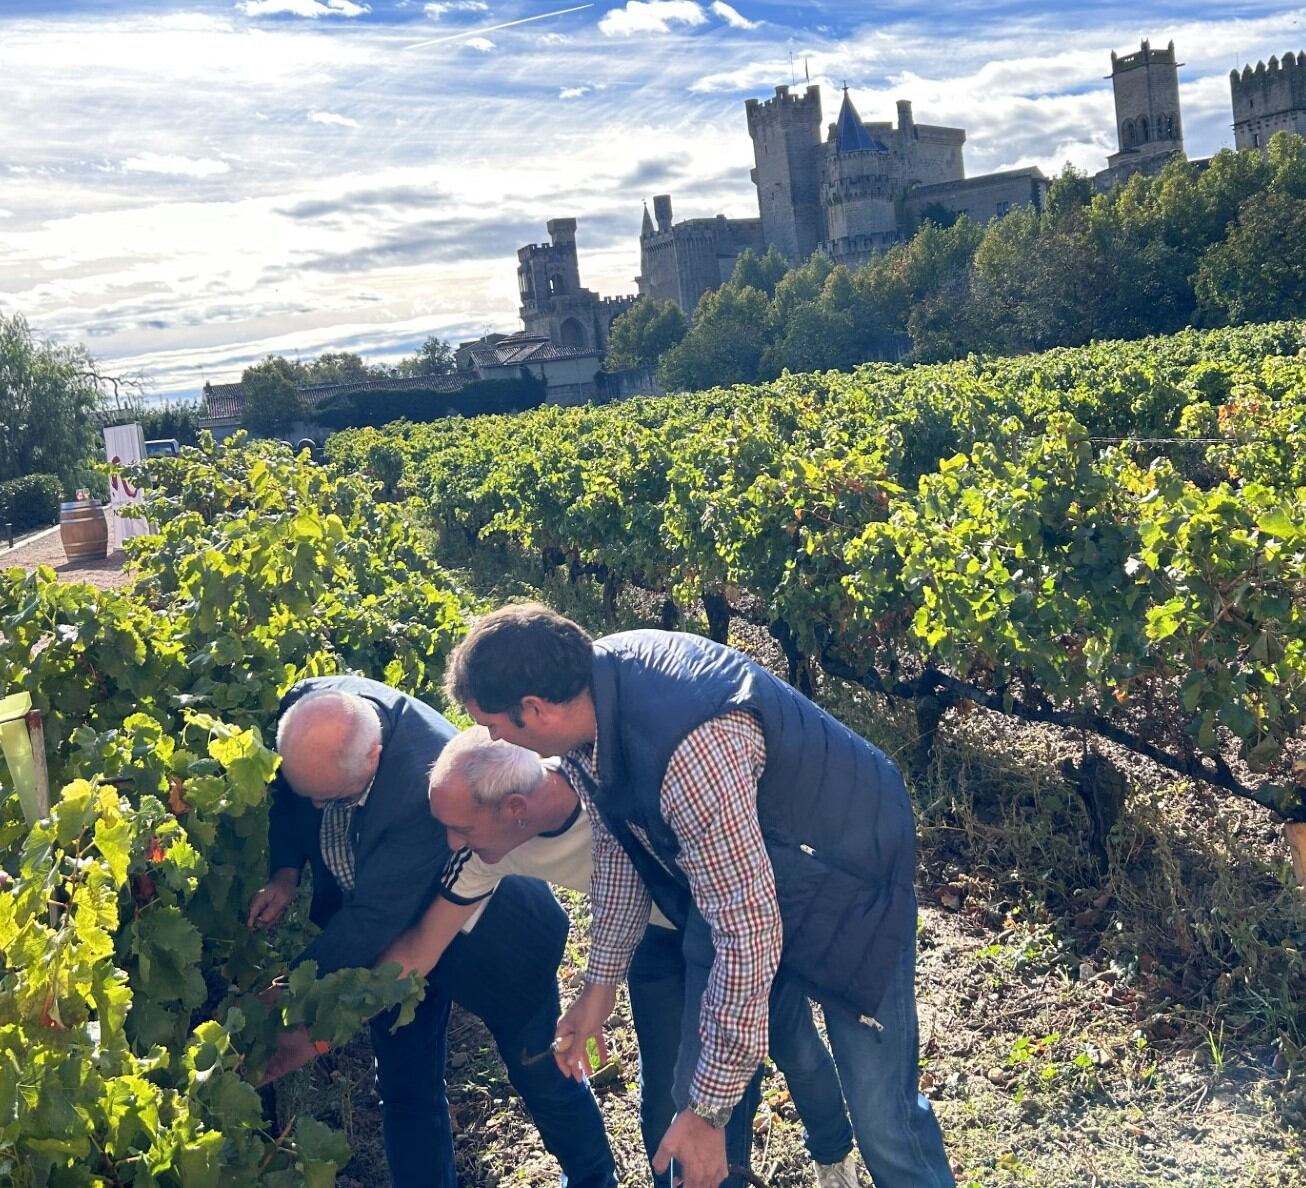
445, 603, 593, 713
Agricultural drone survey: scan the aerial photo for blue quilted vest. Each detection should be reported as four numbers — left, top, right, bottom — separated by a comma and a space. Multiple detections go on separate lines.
586, 630, 917, 1017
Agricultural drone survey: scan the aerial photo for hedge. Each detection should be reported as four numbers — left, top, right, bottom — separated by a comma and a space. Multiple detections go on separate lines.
0, 473, 63, 534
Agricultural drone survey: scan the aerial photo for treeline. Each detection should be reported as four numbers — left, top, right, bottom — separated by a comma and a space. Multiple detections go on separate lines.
608, 133, 1306, 392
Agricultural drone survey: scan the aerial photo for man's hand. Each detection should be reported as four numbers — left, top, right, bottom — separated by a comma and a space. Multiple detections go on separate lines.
258, 1026, 326, 1087
553, 981, 617, 1082
652, 1110, 727, 1188
247, 868, 300, 929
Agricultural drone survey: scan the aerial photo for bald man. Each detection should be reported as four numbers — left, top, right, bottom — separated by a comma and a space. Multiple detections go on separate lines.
248, 675, 616, 1188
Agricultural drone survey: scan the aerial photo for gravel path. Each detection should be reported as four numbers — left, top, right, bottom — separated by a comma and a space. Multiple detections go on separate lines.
1, 526, 133, 590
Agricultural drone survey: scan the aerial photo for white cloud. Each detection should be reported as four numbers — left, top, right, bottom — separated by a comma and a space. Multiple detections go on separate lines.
310, 110, 360, 127
424, 0, 489, 16
559, 85, 591, 99
237, 0, 369, 16
464, 36, 496, 51
711, 2, 757, 30
541, 32, 569, 45
599, 1, 708, 37
0, 209, 13, 219
122, 153, 231, 178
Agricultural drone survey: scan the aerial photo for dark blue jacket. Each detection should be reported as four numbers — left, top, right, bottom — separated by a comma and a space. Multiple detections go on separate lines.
587, 630, 917, 1018
267, 675, 456, 976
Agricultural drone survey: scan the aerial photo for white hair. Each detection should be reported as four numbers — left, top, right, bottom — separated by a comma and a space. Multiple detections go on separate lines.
277, 689, 382, 788
430, 725, 546, 809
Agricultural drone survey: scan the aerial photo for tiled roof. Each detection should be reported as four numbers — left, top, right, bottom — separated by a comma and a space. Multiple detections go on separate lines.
469, 334, 599, 368
201, 372, 467, 421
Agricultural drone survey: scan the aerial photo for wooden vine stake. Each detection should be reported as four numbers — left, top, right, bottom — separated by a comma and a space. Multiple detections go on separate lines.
1285, 822, 1306, 898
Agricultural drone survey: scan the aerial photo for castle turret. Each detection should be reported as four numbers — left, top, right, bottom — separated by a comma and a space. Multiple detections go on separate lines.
641, 203, 654, 237
822, 89, 896, 267
1231, 50, 1306, 151
1108, 39, 1184, 167
746, 84, 825, 263
653, 194, 673, 233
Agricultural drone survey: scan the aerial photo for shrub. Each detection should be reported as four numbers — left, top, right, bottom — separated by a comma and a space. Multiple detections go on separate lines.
0, 472, 63, 533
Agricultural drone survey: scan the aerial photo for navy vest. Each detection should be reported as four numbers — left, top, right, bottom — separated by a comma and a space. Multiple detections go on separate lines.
587, 630, 917, 1018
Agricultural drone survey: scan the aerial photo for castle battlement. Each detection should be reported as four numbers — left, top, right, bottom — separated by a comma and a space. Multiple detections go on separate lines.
824, 175, 898, 203
746, 83, 822, 128
1233, 51, 1304, 86
1112, 39, 1177, 71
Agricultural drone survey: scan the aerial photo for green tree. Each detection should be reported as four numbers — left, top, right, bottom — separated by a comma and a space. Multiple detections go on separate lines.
728, 246, 791, 298
0, 313, 103, 485
302, 351, 382, 385
605, 299, 688, 370
657, 285, 772, 391
396, 336, 458, 377
240, 356, 307, 437
1194, 188, 1306, 324
1042, 165, 1095, 227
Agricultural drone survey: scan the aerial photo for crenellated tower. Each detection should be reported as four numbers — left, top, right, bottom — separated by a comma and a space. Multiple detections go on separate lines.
746, 84, 825, 263
1231, 51, 1306, 151
1107, 40, 1184, 171
518, 218, 635, 351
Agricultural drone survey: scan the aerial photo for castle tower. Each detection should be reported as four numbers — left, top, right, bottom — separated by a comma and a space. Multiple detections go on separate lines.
822, 89, 897, 268
1231, 51, 1306, 151
1107, 40, 1185, 167
746, 84, 825, 263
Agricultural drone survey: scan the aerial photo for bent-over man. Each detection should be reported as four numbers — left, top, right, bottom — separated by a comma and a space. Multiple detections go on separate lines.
247, 674, 616, 1188
381, 726, 861, 1188
443, 606, 955, 1188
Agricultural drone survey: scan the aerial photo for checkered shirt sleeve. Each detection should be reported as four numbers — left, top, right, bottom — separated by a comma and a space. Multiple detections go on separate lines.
561, 747, 652, 987
662, 710, 780, 1113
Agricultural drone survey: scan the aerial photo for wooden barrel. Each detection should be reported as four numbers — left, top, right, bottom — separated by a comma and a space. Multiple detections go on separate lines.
59, 499, 109, 561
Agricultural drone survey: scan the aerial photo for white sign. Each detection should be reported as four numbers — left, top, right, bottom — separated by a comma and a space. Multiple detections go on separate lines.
103, 423, 151, 549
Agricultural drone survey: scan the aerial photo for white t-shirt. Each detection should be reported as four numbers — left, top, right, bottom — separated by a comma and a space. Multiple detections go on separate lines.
442, 799, 673, 931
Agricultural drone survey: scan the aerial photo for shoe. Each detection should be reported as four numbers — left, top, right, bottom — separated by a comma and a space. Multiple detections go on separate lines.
814, 1152, 859, 1188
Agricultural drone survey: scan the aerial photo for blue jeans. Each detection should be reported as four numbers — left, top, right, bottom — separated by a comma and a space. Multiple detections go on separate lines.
820, 941, 954, 1188
628, 923, 761, 1188
372, 876, 617, 1188
767, 971, 854, 1165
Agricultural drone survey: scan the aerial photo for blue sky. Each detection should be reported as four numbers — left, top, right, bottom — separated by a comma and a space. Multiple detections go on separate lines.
1, 1, 1303, 400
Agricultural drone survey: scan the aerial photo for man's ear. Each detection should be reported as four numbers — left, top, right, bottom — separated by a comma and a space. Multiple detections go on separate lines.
502, 792, 530, 823
520, 695, 552, 721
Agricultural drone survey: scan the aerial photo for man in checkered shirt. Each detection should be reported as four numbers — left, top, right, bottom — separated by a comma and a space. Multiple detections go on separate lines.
446, 605, 955, 1188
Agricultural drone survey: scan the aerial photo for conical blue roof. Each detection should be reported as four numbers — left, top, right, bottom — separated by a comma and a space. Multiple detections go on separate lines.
835, 89, 888, 153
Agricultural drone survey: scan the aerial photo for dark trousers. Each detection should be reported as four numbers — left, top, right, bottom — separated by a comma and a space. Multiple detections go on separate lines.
371, 876, 617, 1188
628, 922, 763, 1188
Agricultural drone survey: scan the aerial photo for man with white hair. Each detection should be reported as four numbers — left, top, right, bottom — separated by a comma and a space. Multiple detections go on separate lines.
247, 675, 617, 1188
375, 727, 861, 1188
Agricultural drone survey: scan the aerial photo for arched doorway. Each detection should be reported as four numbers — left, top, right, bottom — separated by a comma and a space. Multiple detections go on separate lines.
559, 318, 586, 349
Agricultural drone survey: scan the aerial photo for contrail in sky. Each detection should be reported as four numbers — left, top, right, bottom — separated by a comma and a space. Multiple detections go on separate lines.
405, 4, 594, 49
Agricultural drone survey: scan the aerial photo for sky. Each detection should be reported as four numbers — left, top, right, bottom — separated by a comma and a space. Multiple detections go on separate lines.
0, 1, 1303, 401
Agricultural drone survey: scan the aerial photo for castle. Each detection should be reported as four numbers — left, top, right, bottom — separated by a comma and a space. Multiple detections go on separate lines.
514, 40, 1305, 341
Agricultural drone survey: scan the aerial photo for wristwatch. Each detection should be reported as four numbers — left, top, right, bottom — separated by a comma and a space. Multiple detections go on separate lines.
686, 1098, 732, 1129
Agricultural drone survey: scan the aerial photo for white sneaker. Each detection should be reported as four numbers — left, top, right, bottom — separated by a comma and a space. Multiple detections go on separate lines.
814, 1152, 859, 1188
